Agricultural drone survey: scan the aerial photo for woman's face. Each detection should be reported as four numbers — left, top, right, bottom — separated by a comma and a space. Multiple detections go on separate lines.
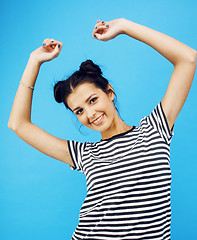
67, 82, 117, 134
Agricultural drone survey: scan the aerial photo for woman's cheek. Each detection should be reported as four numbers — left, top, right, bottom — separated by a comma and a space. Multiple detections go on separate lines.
79, 115, 88, 126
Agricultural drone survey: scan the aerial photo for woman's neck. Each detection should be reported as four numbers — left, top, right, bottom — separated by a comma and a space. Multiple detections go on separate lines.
101, 114, 132, 140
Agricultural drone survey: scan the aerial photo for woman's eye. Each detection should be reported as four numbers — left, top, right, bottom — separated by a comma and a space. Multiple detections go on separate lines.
90, 97, 97, 104
76, 109, 83, 115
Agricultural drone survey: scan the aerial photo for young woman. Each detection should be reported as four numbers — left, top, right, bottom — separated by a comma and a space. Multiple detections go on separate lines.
8, 18, 196, 239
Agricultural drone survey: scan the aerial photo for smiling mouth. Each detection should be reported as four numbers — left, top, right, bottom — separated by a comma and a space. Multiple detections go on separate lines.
91, 114, 104, 126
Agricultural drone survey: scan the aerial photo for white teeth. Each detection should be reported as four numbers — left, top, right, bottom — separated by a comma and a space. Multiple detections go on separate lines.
93, 115, 103, 124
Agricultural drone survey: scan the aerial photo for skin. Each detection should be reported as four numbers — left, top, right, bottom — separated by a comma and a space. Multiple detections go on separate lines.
8, 19, 196, 168
93, 19, 196, 131
67, 82, 132, 140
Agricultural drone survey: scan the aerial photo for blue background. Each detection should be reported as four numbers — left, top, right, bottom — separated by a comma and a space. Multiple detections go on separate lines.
1, 0, 197, 239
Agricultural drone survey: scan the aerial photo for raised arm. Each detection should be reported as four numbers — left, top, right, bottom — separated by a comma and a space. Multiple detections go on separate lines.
8, 39, 74, 167
93, 18, 197, 130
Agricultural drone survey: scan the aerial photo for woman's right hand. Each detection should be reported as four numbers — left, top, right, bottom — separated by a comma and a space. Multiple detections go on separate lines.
30, 38, 63, 64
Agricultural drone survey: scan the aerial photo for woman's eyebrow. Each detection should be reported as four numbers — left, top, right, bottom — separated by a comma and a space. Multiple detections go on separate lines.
72, 94, 96, 112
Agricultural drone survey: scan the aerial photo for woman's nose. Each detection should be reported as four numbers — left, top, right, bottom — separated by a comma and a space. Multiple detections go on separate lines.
86, 108, 96, 120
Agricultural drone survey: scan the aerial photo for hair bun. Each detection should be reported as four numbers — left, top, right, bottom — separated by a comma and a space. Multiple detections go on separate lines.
79, 60, 102, 76
54, 81, 65, 103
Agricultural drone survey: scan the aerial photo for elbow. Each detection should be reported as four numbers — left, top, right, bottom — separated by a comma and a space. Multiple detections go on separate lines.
8, 121, 12, 130
8, 120, 32, 132
8, 120, 13, 130
188, 49, 197, 64
191, 49, 197, 63
8, 120, 25, 132
8, 121, 17, 132
176, 49, 197, 66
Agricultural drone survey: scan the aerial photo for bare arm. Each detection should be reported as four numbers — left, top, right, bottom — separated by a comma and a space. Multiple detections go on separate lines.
93, 18, 197, 130
8, 39, 74, 167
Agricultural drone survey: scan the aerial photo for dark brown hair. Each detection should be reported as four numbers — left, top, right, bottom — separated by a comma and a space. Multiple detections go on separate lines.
53, 59, 118, 111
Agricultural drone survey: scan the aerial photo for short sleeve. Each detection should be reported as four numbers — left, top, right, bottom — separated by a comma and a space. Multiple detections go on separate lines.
67, 140, 86, 173
147, 101, 174, 145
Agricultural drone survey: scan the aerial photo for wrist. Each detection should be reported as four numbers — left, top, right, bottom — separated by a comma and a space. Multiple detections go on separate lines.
121, 18, 133, 35
117, 18, 128, 35
29, 54, 43, 68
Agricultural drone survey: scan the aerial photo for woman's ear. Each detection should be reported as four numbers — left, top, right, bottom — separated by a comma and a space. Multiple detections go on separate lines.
107, 84, 115, 101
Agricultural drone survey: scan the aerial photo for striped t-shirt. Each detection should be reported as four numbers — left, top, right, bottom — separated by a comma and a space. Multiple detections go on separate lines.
68, 102, 174, 240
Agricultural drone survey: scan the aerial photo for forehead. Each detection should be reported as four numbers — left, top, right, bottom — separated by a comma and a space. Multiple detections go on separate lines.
67, 82, 103, 110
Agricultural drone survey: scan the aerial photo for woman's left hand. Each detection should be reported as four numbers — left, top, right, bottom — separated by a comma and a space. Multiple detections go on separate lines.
92, 18, 125, 41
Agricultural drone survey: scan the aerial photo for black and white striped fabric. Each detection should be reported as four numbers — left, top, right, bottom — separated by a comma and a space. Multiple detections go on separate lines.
68, 102, 174, 240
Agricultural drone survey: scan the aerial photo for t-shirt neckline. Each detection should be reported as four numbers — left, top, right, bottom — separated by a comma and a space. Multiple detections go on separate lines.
100, 126, 136, 142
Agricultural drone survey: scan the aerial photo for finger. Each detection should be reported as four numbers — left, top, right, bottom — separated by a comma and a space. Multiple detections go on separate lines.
94, 20, 106, 29
95, 21, 105, 27
93, 34, 107, 41
48, 44, 62, 60
93, 32, 109, 42
48, 39, 62, 47
56, 42, 63, 51
95, 24, 109, 32
96, 20, 105, 24
42, 38, 55, 44
42, 39, 62, 50
96, 20, 101, 23
93, 24, 108, 37
48, 38, 56, 48
52, 44, 62, 56
93, 33, 103, 40
92, 24, 109, 38
42, 38, 50, 47
42, 38, 57, 47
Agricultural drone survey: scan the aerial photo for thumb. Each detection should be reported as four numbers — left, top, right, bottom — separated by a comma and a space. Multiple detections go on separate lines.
49, 44, 62, 58
94, 33, 107, 42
